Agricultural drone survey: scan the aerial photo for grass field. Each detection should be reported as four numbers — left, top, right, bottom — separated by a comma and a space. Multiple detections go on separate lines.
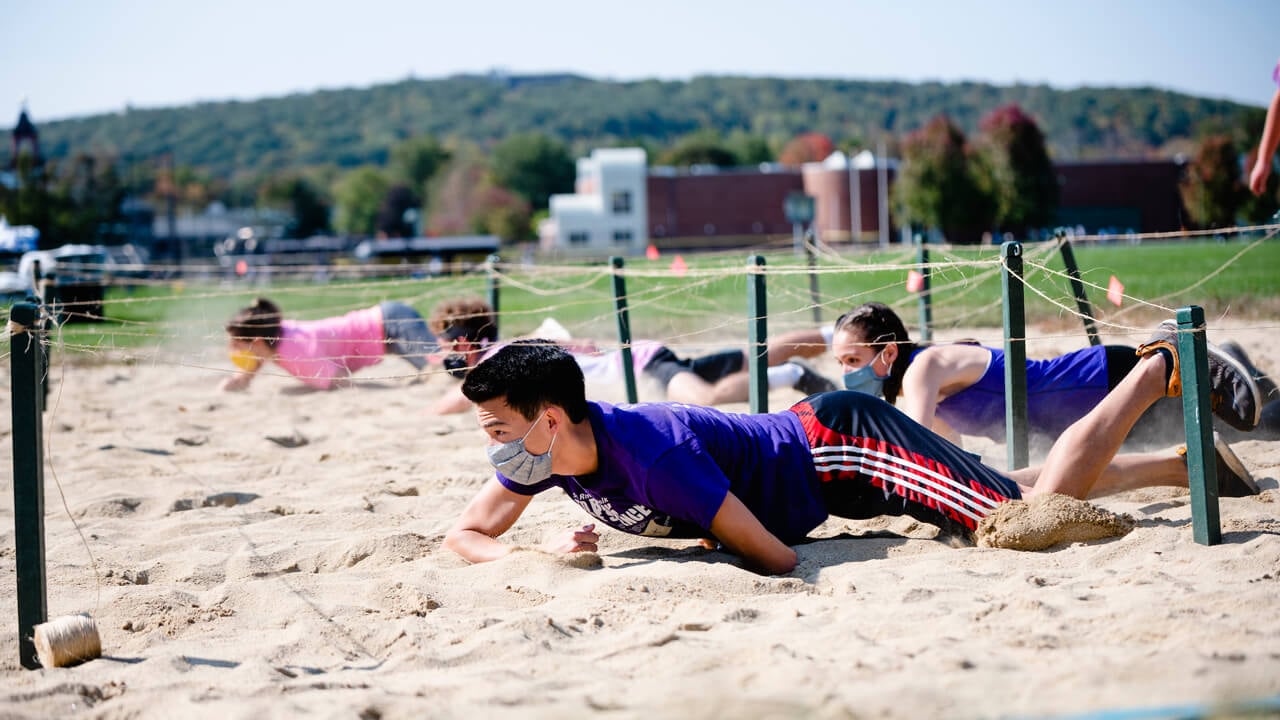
10, 235, 1278, 359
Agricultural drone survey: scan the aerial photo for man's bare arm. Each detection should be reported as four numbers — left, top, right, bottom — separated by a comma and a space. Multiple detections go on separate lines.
443, 478, 534, 563
708, 491, 797, 574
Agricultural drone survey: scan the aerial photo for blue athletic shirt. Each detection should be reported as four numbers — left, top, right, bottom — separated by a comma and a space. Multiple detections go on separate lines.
924, 345, 1110, 440
495, 401, 827, 544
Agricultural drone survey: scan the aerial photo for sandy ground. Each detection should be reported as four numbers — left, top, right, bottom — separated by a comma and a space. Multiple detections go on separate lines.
0, 321, 1278, 719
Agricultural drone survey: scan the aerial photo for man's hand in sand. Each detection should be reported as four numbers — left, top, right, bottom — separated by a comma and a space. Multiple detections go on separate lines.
542, 523, 599, 554
220, 373, 253, 392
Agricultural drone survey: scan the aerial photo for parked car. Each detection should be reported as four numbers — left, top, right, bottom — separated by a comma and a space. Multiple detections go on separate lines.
13, 244, 111, 322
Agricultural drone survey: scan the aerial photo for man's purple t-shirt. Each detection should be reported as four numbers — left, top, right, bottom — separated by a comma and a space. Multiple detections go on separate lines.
495, 401, 827, 543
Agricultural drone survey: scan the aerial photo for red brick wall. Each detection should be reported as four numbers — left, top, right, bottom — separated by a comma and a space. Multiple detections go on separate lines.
646, 171, 804, 239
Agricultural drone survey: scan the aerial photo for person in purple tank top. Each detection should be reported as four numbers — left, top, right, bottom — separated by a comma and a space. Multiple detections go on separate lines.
828, 302, 1277, 448
444, 336, 1260, 575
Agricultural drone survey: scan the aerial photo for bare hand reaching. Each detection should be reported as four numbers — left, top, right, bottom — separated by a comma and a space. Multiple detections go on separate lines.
542, 523, 599, 554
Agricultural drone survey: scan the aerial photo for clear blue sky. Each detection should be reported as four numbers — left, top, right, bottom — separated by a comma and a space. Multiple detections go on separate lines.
3, 0, 1277, 122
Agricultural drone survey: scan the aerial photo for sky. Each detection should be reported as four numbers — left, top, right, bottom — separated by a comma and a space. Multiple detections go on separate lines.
3, 0, 1277, 123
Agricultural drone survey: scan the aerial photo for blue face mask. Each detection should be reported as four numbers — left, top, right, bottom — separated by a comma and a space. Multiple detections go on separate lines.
486, 411, 557, 486
842, 351, 889, 397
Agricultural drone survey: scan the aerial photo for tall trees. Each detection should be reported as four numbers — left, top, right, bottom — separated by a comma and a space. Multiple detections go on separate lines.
1179, 134, 1241, 229
657, 130, 740, 168
426, 145, 532, 243
894, 106, 1059, 242
895, 116, 996, 244
258, 173, 331, 238
978, 104, 1058, 234
332, 167, 390, 236
778, 132, 834, 165
0, 152, 130, 247
490, 133, 575, 211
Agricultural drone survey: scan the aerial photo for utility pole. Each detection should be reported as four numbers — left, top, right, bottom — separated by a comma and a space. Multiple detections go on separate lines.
877, 138, 889, 248
849, 152, 862, 242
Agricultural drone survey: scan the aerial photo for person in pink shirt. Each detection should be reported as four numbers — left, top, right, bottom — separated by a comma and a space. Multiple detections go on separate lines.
220, 297, 437, 391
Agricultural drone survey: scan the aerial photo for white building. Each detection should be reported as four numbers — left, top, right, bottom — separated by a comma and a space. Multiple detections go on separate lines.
542, 148, 647, 255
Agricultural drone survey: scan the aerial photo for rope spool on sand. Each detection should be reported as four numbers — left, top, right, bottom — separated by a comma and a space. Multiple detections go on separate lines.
33, 614, 101, 668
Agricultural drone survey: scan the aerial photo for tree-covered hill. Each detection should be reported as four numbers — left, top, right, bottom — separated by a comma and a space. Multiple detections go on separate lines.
23, 73, 1263, 181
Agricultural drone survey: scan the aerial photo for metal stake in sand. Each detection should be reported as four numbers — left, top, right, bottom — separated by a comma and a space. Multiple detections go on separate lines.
915, 235, 933, 342
10, 302, 48, 669
610, 257, 638, 404
9, 303, 104, 669
485, 254, 501, 340
1001, 241, 1029, 471
747, 255, 768, 414
1175, 306, 1221, 546
1057, 233, 1101, 347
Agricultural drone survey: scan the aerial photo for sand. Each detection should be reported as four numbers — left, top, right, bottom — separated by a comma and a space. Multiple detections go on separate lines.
1, 321, 1278, 718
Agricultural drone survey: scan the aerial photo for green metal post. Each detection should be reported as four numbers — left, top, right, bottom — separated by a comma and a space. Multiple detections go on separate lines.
747, 255, 768, 414
1058, 236, 1101, 346
485, 254, 501, 339
610, 257, 638, 404
916, 236, 932, 342
1001, 241, 1029, 471
1176, 306, 1221, 545
10, 303, 48, 669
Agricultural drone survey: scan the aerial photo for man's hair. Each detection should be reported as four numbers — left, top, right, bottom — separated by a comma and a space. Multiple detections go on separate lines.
461, 340, 589, 422
428, 296, 498, 343
226, 297, 283, 347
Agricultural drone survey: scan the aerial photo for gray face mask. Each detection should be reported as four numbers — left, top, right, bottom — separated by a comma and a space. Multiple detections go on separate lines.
486, 411, 557, 486
842, 350, 889, 397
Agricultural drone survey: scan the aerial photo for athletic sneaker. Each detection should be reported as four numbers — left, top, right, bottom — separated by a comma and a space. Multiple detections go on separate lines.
1218, 340, 1278, 402
1136, 320, 1262, 432
1176, 433, 1260, 497
787, 357, 838, 396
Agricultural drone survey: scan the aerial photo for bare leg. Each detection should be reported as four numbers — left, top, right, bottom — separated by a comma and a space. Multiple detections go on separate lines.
1012, 450, 1187, 498
1027, 353, 1169, 500
666, 371, 753, 405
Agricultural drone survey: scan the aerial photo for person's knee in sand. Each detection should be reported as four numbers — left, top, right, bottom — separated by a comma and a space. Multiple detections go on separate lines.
443, 327, 1263, 575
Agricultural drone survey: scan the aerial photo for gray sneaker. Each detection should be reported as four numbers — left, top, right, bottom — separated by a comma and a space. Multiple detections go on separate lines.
1177, 433, 1259, 497
787, 357, 838, 396
1219, 340, 1278, 403
1136, 321, 1262, 432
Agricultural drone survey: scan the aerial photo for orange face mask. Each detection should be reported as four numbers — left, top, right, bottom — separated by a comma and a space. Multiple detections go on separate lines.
230, 349, 261, 372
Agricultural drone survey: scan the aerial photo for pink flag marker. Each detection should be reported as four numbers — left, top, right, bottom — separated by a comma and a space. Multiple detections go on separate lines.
1107, 275, 1125, 307
670, 255, 688, 277
906, 270, 925, 293
645, 244, 660, 260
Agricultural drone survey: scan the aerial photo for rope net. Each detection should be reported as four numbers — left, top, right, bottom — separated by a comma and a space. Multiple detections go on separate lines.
3, 223, 1278, 383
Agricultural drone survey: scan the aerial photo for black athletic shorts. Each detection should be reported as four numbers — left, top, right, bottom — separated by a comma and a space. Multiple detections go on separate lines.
643, 347, 746, 388
788, 391, 1022, 534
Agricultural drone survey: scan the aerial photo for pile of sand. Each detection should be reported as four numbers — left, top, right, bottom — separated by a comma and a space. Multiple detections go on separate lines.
976, 493, 1135, 550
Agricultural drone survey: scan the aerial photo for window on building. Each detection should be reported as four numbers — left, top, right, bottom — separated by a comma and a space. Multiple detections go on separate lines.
611, 191, 632, 215
568, 231, 590, 245
612, 229, 633, 244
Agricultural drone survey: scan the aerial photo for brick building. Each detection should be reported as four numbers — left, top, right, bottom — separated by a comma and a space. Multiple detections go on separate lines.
543, 148, 1185, 255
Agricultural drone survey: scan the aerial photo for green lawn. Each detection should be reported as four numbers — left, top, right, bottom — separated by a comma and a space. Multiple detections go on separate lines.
9, 236, 1278, 359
